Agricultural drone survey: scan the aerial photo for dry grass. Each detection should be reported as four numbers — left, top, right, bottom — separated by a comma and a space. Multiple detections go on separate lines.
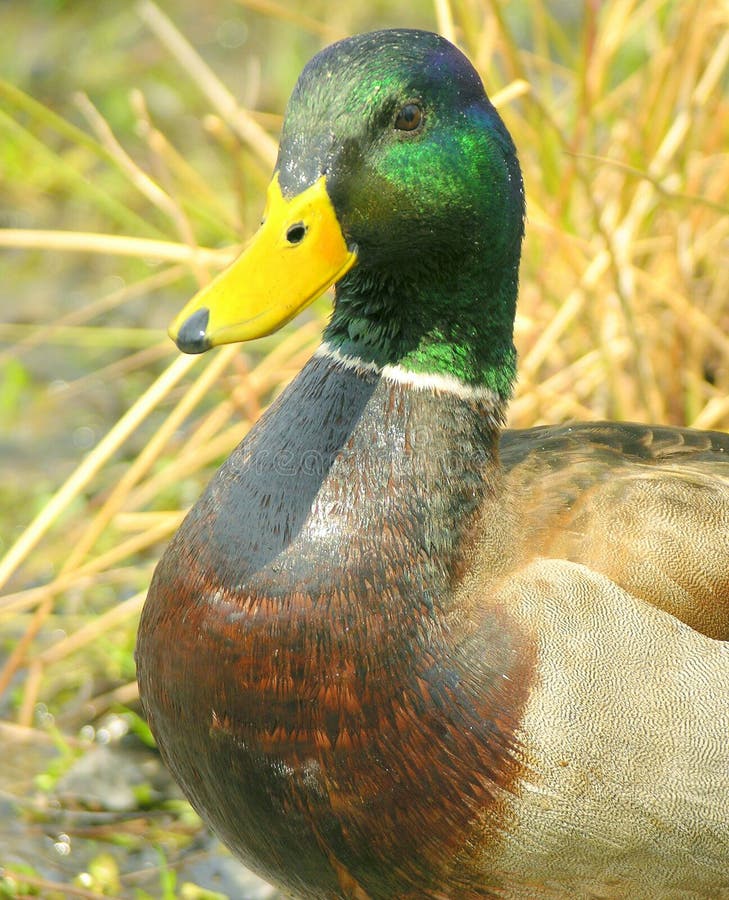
0, 0, 727, 894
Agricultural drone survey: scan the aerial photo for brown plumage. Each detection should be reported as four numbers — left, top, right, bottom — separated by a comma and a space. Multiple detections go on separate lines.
499, 423, 729, 640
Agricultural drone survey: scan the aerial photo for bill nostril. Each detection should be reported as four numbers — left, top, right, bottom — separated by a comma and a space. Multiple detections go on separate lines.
286, 223, 307, 244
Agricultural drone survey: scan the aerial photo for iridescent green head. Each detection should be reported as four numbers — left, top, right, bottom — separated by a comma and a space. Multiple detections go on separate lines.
170, 29, 524, 399
277, 29, 524, 397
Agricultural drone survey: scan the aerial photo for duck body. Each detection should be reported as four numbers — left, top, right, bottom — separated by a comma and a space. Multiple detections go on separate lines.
136, 28, 729, 899
139, 350, 729, 898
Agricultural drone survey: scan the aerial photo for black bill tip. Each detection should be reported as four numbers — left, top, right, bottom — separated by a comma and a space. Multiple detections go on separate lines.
175, 308, 212, 354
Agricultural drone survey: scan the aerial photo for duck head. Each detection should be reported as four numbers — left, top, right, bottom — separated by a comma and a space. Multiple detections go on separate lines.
170, 28, 525, 398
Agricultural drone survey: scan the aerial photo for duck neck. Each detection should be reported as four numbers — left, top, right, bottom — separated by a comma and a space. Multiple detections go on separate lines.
323, 248, 519, 403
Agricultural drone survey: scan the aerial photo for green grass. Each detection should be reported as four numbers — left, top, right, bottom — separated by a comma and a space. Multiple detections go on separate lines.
1, 0, 728, 896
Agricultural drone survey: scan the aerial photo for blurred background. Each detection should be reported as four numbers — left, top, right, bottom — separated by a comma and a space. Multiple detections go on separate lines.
1, 0, 728, 896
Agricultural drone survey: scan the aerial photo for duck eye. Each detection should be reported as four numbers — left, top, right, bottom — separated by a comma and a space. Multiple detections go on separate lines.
394, 103, 423, 132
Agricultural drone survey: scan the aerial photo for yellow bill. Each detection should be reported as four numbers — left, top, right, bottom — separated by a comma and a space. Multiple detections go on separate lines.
169, 174, 357, 353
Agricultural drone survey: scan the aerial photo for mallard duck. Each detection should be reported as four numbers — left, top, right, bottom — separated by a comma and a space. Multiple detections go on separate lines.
136, 28, 729, 899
